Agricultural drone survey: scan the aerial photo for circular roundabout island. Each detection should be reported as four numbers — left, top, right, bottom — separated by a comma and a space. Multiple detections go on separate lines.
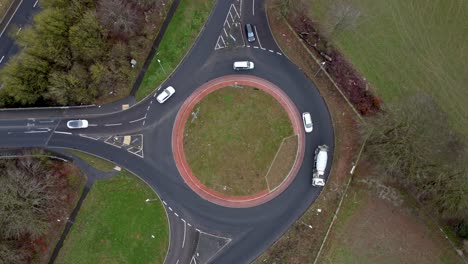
173, 75, 305, 207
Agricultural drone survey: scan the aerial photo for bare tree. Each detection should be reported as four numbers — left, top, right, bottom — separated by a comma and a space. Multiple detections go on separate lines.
321, 1, 361, 39
360, 94, 468, 218
97, 0, 141, 39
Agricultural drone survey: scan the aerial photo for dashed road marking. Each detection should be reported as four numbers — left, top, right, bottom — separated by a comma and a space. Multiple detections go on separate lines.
174, 213, 179, 217
54, 131, 72, 135
269, 49, 274, 52
33, 0, 38, 7
104, 123, 122, 126
168, 207, 173, 211
129, 117, 146, 123
0, 56, 4, 64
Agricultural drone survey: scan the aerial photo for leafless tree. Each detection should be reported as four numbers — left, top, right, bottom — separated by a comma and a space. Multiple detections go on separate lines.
321, 1, 361, 39
97, 0, 141, 39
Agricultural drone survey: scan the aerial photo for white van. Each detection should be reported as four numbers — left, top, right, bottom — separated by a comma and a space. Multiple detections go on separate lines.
233, 61, 254, 71
312, 145, 329, 186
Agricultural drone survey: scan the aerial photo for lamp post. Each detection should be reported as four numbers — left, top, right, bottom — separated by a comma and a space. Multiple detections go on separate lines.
157, 59, 166, 74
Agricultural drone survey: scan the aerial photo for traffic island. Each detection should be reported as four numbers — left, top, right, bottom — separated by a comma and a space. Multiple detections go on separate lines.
173, 75, 306, 208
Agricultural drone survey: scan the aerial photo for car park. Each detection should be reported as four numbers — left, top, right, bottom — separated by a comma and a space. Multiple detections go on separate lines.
67, 120, 89, 129
302, 112, 313, 133
233, 61, 254, 71
157, 86, 175, 104
245, 24, 255, 42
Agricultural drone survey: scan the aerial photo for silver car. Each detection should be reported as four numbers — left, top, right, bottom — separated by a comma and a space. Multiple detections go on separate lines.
67, 120, 89, 129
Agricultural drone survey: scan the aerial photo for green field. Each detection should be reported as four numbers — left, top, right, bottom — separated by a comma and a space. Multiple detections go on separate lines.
183, 87, 294, 196
136, 0, 215, 101
55, 171, 168, 264
308, 0, 468, 136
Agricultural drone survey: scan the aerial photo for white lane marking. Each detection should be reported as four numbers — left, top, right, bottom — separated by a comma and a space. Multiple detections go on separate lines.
24, 130, 48, 134
253, 46, 259, 49
168, 207, 173, 211
254, 25, 262, 49
142, 120, 146, 126
104, 123, 122, 126
0, 0, 24, 38
225, 19, 230, 28
79, 134, 99, 140
163, 200, 167, 205
232, 3, 240, 18
252, 0, 255, 16
176, 260, 179, 264
174, 213, 179, 217
261, 47, 266, 50
246, 45, 250, 48
33, 0, 38, 7
223, 27, 228, 37
87, 124, 98, 127
277, 52, 283, 55
182, 219, 187, 248
54, 131, 72, 135
38, 120, 54, 123
153, 92, 157, 97
129, 117, 146, 123
16, 27, 22, 34
240, 0, 243, 16
269, 49, 274, 53
187, 223, 192, 227
0, 56, 4, 63
150, 100, 153, 104
229, 10, 234, 21
146, 105, 150, 111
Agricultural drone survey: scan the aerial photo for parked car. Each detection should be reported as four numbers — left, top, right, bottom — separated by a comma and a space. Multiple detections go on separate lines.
245, 24, 255, 42
233, 61, 254, 71
157, 86, 175, 104
302, 112, 313, 133
67, 120, 89, 129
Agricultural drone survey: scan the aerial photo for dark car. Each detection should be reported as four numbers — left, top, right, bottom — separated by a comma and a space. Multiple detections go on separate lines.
245, 24, 255, 42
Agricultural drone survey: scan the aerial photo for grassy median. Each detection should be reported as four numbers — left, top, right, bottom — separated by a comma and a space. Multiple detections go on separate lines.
136, 0, 215, 101
55, 171, 168, 264
183, 86, 294, 196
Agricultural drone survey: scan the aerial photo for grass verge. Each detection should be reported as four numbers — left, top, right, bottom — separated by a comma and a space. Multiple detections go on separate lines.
183, 86, 294, 196
66, 149, 115, 172
136, 0, 215, 101
55, 170, 169, 264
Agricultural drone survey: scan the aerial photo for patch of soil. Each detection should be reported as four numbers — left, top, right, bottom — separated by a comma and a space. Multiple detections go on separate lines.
323, 165, 461, 264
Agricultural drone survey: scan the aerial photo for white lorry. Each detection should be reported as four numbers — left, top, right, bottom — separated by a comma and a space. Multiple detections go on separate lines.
312, 145, 329, 186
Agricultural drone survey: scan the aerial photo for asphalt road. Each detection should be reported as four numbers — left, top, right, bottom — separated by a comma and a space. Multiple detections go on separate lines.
0, 0, 39, 68
0, 0, 334, 263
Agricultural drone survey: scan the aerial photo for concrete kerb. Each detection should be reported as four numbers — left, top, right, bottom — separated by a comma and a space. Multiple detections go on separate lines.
172, 75, 305, 208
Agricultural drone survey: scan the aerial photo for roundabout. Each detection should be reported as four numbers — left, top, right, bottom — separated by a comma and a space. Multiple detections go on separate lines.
0, 1, 335, 263
173, 75, 306, 208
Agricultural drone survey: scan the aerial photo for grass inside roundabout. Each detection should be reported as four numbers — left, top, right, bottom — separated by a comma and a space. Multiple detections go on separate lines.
183, 86, 296, 196
55, 171, 168, 264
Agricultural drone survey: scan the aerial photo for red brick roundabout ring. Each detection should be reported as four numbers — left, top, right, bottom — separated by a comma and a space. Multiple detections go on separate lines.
172, 75, 305, 208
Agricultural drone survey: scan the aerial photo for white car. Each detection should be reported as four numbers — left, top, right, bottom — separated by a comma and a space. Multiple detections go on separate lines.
302, 112, 313, 133
67, 120, 89, 129
233, 61, 254, 71
157, 86, 175, 104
